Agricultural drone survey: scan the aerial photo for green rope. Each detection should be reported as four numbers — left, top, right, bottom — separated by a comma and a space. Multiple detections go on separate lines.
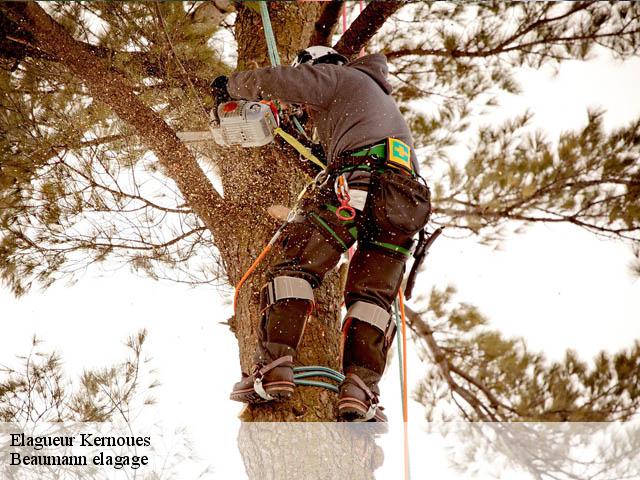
292, 116, 308, 137
294, 367, 345, 383
295, 379, 339, 393
293, 366, 344, 393
259, 2, 281, 67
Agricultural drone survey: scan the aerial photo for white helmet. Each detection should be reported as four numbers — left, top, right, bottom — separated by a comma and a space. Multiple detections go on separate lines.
291, 46, 348, 67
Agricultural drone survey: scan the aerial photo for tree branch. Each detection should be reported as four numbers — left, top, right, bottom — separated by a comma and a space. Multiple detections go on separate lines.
333, 1, 406, 57
0, 9, 211, 94
403, 304, 500, 421
3, 2, 234, 251
309, 1, 343, 47
386, 29, 640, 60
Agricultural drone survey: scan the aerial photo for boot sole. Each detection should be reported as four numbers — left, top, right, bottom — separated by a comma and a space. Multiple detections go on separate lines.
337, 397, 388, 423
230, 381, 295, 404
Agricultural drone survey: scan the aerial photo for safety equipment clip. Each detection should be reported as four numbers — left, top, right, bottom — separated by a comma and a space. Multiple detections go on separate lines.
334, 174, 356, 221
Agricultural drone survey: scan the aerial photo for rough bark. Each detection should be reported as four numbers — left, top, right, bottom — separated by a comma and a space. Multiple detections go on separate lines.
229, 1, 346, 423
237, 422, 384, 480
234, 1, 323, 69
308, 1, 344, 47
333, 1, 406, 57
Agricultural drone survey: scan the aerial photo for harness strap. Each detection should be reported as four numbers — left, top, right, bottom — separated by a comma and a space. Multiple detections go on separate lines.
351, 143, 386, 159
274, 127, 326, 170
252, 355, 294, 400
264, 276, 314, 307
344, 372, 379, 421
343, 301, 390, 331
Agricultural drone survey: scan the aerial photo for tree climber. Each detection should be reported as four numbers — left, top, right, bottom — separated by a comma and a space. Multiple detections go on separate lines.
212, 46, 431, 422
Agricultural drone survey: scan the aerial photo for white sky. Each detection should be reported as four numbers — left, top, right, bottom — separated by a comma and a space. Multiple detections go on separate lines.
1, 41, 639, 480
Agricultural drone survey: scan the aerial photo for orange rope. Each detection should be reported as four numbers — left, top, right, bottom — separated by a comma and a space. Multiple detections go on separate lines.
398, 288, 409, 422
233, 243, 273, 314
398, 287, 410, 479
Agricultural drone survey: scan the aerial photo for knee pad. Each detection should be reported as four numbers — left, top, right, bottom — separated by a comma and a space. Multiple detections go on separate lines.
262, 275, 315, 309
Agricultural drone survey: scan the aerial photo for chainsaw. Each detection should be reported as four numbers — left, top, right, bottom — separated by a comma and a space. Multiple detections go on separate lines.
177, 100, 279, 147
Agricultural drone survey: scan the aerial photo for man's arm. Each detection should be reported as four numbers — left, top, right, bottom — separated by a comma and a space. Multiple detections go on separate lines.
227, 64, 340, 108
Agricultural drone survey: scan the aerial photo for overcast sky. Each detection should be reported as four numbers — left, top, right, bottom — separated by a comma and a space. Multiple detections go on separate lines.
1, 38, 639, 479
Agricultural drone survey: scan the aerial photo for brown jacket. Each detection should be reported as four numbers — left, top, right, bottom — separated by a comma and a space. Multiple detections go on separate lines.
228, 54, 419, 172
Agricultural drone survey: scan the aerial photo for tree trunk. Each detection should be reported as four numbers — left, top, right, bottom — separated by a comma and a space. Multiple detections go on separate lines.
237, 422, 384, 480
220, 4, 384, 475
5, 0, 352, 423
229, 2, 345, 423
7, 2, 383, 476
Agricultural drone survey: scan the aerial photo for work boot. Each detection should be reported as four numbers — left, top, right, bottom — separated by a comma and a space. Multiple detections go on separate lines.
337, 367, 388, 422
230, 275, 314, 404
230, 355, 295, 404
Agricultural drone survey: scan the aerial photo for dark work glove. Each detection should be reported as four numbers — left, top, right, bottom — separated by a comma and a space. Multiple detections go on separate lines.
211, 75, 231, 104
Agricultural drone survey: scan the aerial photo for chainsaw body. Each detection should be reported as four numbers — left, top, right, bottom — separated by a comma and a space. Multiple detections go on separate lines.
210, 100, 278, 147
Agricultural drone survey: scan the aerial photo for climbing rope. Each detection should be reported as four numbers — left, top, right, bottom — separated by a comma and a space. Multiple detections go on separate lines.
258, 1, 281, 66
393, 298, 406, 420
258, 1, 327, 170
294, 365, 345, 393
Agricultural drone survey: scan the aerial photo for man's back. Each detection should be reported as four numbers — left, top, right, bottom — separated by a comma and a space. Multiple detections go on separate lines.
227, 54, 418, 169
319, 54, 417, 168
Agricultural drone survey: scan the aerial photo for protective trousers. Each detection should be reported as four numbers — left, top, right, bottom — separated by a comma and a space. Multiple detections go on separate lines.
255, 167, 431, 387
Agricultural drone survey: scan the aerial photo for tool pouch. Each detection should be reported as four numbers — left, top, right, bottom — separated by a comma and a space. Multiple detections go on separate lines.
365, 170, 431, 246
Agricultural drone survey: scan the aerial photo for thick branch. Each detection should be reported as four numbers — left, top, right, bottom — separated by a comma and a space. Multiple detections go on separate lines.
333, 1, 406, 57
309, 1, 343, 47
3, 2, 233, 248
0, 10, 211, 94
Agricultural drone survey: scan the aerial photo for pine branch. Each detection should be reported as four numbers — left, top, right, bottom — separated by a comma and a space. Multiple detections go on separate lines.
333, 1, 406, 57
0, 9, 211, 94
2, 2, 235, 252
403, 304, 501, 421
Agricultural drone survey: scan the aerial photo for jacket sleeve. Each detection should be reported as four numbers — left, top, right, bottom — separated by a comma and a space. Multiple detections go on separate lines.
227, 64, 340, 109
